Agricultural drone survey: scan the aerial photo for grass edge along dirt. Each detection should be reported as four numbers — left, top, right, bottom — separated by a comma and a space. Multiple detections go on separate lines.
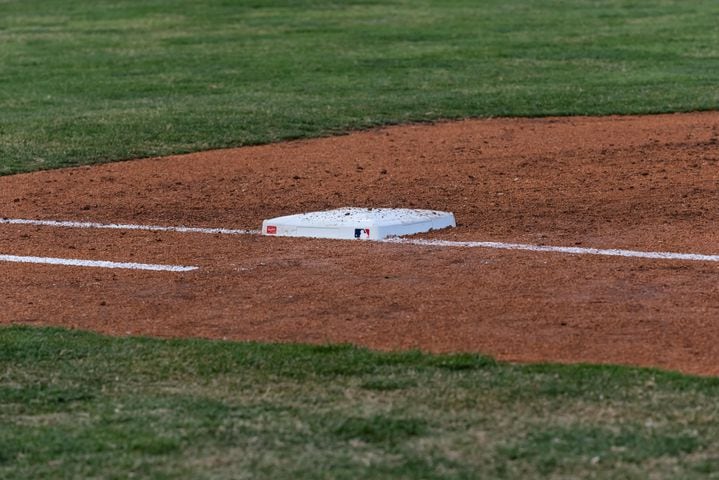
1, 0, 719, 175
2, 326, 719, 479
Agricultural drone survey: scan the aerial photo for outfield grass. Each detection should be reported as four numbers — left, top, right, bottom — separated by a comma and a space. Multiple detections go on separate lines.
1, 327, 719, 479
1, 0, 718, 174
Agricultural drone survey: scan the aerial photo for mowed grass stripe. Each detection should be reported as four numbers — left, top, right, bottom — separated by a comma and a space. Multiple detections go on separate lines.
1, 0, 718, 174
2, 326, 719, 479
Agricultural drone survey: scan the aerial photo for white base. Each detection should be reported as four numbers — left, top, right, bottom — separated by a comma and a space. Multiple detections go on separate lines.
262, 207, 455, 240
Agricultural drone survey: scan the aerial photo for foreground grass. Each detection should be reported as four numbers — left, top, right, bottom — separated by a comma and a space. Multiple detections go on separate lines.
1, 327, 719, 479
1, 0, 718, 174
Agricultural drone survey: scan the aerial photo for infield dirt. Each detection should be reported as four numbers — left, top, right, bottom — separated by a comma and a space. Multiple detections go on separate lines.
1, 112, 718, 375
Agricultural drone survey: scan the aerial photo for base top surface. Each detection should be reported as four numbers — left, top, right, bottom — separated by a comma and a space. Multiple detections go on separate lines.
262, 207, 455, 240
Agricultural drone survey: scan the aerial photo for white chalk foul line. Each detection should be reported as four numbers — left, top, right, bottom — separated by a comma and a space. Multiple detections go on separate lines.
0, 254, 198, 272
3, 217, 717, 263
0, 217, 260, 236
382, 238, 719, 263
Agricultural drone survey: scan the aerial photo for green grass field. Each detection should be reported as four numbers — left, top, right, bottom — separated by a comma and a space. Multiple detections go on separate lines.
1, 0, 718, 174
3, 0, 719, 477
2, 327, 719, 479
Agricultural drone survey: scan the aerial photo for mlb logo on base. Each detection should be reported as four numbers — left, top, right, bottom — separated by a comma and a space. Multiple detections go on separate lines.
354, 228, 370, 239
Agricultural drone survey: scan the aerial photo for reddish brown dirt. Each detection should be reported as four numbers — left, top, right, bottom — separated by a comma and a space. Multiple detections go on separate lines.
1, 112, 718, 375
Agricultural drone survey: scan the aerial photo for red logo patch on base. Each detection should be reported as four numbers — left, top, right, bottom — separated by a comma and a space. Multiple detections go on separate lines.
266, 225, 277, 235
